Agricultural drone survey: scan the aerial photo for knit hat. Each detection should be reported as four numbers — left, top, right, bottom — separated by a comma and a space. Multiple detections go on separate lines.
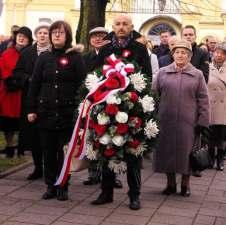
15, 26, 33, 45
34, 22, 50, 35
89, 27, 108, 36
172, 39, 192, 52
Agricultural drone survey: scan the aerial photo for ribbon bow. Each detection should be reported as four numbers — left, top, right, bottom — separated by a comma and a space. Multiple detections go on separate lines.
55, 54, 134, 187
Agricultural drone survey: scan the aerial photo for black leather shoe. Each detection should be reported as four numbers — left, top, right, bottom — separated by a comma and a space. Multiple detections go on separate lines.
42, 187, 57, 200
83, 177, 100, 185
57, 187, 68, 201
217, 164, 224, 171
192, 170, 202, 177
91, 191, 113, 205
180, 186, 191, 197
162, 185, 177, 195
114, 179, 123, 189
129, 198, 141, 210
27, 170, 43, 180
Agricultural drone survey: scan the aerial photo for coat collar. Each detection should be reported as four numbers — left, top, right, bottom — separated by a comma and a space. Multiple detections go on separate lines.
166, 62, 196, 77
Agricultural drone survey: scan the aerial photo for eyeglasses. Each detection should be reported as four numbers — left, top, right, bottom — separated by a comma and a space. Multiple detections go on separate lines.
52, 31, 65, 36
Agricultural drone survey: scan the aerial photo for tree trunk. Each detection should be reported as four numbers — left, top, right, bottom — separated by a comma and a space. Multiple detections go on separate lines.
76, 0, 109, 51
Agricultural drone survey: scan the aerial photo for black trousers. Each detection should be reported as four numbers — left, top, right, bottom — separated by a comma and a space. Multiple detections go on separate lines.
39, 128, 72, 186
101, 154, 142, 199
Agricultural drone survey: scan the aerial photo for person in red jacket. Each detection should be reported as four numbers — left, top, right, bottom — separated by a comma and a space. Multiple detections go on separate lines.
0, 26, 33, 157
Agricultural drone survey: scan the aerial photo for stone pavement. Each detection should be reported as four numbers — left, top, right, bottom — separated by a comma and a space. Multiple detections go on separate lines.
0, 158, 226, 225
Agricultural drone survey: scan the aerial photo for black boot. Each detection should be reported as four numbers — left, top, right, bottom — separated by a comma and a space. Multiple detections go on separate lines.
91, 189, 113, 205
129, 196, 141, 210
6, 147, 15, 158
57, 186, 68, 201
217, 149, 224, 171
42, 186, 57, 199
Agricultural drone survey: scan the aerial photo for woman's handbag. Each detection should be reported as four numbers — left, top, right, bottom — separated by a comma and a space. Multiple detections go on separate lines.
63, 145, 89, 172
189, 135, 211, 171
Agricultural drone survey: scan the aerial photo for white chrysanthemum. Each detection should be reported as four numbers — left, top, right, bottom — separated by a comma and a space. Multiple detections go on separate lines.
112, 135, 126, 146
144, 119, 159, 139
139, 95, 155, 113
85, 72, 100, 90
99, 134, 111, 145
97, 112, 110, 125
130, 72, 147, 92
108, 160, 127, 173
115, 111, 128, 123
86, 143, 97, 160
128, 142, 147, 157
106, 94, 121, 105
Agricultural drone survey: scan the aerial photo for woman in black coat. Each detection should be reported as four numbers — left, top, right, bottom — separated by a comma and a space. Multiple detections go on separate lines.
13, 23, 51, 179
27, 21, 87, 201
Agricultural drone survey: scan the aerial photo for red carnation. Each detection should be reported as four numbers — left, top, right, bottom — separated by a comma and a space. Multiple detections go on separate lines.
116, 123, 129, 134
130, 92, 139, 103
94, 124, 107, 136
104, 147, 116, 157
105, 104, 119, 115
129, 116, 142, 128
128, 139, 140, 148
104, 77, 120, 89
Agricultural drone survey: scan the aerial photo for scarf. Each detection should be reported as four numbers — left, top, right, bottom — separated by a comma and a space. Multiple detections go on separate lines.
37, 44, 51, 55
111, 32, 133, 49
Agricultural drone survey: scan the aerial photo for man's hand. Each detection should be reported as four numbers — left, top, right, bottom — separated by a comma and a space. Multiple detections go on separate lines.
27, 113, 37, 123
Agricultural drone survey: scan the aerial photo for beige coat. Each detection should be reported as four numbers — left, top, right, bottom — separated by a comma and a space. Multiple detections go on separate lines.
208, 62, 226, 125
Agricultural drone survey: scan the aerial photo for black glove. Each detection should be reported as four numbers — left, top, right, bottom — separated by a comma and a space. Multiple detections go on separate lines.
195, 125, 209, 145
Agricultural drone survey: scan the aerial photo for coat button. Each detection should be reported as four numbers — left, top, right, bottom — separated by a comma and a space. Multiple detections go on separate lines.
56, 113, 58, 117
56, 70, 59, 74
55, 85, 58, 88
55, 99, 58, 103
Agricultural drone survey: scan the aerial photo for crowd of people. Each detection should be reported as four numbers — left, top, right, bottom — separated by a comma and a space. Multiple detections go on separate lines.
0, 13, 226, 210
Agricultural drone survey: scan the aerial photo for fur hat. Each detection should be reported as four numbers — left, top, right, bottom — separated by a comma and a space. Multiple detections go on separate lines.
34, 22, 50, 35
89, 27, 108, 36
215, 42, 226, 53
172, 39, 192, 53
15, 26, 33, 45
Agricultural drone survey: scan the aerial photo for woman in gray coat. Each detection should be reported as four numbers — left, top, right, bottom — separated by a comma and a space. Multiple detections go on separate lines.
153, 39, 210, 197
208, 42, 226, 171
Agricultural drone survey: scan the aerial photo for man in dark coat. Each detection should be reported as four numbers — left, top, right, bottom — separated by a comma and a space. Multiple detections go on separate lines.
13, 22, 51, 179
181, 25, 209, 83
152, 30, 171, 59
91, 14, 152, 210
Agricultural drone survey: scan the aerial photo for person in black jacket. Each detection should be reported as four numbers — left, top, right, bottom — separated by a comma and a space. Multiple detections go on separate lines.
27, 21, 87, 201
91, 14, 152, 210
83, 27, 123, 189
13, 22, 51, 179
181, 25, 209, 83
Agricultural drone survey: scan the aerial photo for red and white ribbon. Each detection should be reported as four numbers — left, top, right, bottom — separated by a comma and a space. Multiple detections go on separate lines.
55, 54, 134, 187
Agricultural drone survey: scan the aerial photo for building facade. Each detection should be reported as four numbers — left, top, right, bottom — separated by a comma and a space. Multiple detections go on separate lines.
0, 0, 226, 44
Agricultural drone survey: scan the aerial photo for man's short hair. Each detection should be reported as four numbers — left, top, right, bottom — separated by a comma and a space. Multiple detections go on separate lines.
159, 30, 170, 36
181, 25, 196, 36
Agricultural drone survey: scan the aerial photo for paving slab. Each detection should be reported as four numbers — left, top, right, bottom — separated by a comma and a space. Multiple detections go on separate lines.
0, 159, 225, 225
